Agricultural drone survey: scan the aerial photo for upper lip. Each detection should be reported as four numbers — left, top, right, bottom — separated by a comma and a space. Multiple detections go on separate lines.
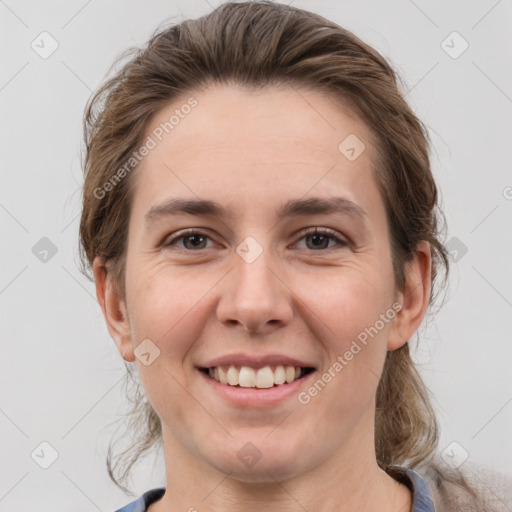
199, 353, 316, 369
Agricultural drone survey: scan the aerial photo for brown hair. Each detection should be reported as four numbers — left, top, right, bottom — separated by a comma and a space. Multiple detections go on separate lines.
79, 0, 485, 506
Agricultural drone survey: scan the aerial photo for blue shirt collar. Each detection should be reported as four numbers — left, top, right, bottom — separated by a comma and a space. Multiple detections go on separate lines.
388, 466, 436, 512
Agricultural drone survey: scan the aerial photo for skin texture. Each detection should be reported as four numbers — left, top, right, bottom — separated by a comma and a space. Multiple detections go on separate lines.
93, 84, 431, 512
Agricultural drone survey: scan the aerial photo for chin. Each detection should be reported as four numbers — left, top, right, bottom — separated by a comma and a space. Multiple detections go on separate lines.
216, 457, 307, 484
204, 440, 311, 483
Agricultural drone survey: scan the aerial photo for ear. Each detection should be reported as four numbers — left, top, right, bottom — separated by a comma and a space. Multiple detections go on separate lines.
92, 257, 135, 362
387, 240, 432, 351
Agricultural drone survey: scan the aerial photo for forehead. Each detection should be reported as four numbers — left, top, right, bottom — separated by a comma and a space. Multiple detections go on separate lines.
131, 84, 382, 220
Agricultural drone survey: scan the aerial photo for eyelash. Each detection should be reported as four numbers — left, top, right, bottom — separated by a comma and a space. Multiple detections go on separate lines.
162, 227, 348, 252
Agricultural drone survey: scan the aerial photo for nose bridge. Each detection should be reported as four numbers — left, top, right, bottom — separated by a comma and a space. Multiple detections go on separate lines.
236, 238, 275, 300
216, 234, 292, 333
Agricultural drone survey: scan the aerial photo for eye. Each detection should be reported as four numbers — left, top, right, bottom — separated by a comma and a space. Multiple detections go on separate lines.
294, 227, 348, 251
162, 229, 217, 251
161, 227, 348, 252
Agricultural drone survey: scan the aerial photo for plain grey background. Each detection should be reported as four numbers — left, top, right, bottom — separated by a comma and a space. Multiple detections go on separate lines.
1, 0, 511, 510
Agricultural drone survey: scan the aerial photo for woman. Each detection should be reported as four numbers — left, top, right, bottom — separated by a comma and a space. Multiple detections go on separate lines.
79, 1, 507, 510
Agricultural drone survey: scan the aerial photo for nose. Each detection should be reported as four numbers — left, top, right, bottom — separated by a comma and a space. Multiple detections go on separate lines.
216, 243, 293, 335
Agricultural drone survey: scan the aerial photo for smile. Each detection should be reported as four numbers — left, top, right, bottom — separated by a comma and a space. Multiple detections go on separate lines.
200, 365, 315, 389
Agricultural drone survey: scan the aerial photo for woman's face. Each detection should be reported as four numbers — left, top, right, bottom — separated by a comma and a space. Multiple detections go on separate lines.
105, 84, 419, 481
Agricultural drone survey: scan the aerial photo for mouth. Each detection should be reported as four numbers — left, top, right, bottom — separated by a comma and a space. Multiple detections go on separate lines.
199, 365, 316, 389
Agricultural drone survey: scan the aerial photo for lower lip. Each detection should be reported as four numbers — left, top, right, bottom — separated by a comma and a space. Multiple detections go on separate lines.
198, 369, 316, 407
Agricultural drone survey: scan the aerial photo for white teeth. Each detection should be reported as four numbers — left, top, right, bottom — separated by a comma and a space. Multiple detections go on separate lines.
255, 367, 275, 388
274, 365, 286, 384
218, 366, 228, 384
238, 367, 256, 387
227, 365, 239, 386
206, 364, 309, 388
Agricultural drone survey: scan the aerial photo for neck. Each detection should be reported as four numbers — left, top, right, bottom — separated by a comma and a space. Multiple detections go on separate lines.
149, 413, 412, 512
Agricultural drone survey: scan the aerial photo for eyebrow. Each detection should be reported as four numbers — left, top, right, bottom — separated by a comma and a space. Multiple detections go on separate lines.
145, 196, 368, 227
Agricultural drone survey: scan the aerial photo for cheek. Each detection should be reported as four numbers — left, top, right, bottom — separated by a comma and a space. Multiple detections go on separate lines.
125, 262, 220, 358
124, 265, 218, 425
303, 270, 393, 398
308, 266, 394, 343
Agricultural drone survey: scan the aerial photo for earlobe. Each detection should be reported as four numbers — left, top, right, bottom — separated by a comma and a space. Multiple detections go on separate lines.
92, 257, 135, 362
387, 241, 432, 352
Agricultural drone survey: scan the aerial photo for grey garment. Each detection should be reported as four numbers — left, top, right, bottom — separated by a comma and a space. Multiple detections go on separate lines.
416, 458, 512, 512
113, 466, 435, 512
